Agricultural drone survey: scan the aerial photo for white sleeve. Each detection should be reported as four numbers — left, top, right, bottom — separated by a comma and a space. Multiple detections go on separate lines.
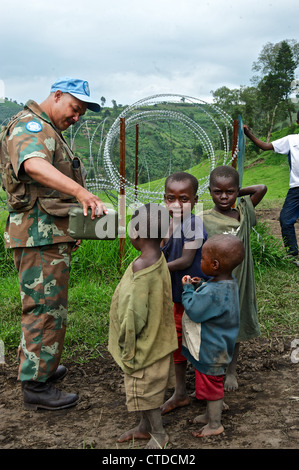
272, 136, 290, 155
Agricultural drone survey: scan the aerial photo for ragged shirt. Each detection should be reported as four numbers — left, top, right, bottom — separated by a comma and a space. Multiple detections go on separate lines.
203, 196, 260, 342
108, 254, 178, 374
182, 278, 240, 376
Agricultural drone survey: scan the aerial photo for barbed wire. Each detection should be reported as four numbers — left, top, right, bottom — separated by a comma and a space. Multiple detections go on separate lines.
1, 94, 236, 211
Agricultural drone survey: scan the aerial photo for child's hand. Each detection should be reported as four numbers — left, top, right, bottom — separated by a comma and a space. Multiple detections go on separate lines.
243, 124, 251, 136
191, 276, 201, 286
182, 275, 192, 285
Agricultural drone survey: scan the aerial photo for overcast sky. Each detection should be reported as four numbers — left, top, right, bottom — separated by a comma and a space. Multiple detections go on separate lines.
0, 0, 298, 107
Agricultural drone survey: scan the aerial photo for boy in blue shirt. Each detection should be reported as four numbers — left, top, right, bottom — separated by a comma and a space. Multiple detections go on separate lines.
161, 171, 208, 414
182, 234, 245, 437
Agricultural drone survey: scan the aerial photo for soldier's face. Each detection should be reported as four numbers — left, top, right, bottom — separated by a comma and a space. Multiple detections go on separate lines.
52, 91, 87, 130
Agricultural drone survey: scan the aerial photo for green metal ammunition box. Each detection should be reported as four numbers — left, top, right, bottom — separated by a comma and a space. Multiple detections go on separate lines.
68, 206, 119, 240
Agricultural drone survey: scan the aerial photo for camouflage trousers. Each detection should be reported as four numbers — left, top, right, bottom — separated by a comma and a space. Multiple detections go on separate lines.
13, 242, 73, 382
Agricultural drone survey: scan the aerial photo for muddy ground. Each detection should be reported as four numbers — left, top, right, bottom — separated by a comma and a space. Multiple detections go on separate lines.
0, 209, 298, 452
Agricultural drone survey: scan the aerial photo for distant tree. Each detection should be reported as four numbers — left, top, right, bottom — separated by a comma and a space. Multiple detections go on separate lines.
273, 41, 297, 125
211, 85, 262, 128
211, 86, 243, 119
250, 40, 298, 137
111, 99, 118, 116
238, 86, 261, 130
252, 40, 298, 140
256, 72, 282, 141
252, 39, 299, 80
101, 96, 106, 107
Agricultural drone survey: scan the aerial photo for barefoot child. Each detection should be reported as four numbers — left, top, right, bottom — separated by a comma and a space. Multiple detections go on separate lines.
203, 165, 267, 390
182, 234, 245, 437
161, 172, 208, 414
108, 203, 178, 449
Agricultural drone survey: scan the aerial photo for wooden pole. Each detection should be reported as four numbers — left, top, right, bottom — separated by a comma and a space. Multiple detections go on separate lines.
232, 119, 239, 169
232, 119, 239, 208
120, 118, 125, 267
134, 124, 139, 202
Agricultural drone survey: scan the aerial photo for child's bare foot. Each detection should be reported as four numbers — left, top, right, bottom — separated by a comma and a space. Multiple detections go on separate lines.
145, 432, 169, 449
117, 426, 151, 443
224, 373, 238, 391
192, 423, 224, 438
189, 404, 228, 425
189, 413, 208, 425
222, 401, 229, 411
160, 394, 190, 415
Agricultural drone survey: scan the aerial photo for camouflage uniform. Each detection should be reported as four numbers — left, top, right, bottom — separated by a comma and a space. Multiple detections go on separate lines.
13, 243, 72, 382
0, 100, 85, 382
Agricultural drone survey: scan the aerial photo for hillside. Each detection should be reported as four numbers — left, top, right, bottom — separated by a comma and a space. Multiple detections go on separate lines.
1, 98, 298, 209
103, 121, 298, 207
65, 105, 299, 206
65, 100, 227, 187
0, 99, 23, 125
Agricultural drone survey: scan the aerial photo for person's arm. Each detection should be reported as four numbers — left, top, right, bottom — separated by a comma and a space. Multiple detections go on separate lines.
23, 157, 107, 218
182, 283, 215, 323
167, 216, 204, 272
167, 241, 198, 272
238, 184, 267, 208
244, 125, 274, 151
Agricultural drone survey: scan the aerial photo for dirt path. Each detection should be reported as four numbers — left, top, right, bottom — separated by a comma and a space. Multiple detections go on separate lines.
0, 209, 298, 451
256, 207, 299, 243
0, 336, 298, 450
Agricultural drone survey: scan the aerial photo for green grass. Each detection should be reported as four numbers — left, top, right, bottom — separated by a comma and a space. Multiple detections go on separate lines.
256, 264, 298, 337
0, 273, 21, 350
250, 221, 298, 338
0, 212, 297, 361
242, 156, 290, 205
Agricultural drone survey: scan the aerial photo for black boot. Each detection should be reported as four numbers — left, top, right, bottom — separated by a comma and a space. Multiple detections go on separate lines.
22, 381, 79, 411
47, 365, 68, 383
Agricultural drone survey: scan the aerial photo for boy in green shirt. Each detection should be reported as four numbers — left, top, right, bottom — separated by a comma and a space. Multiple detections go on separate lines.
108, 203, 177, 448
203, 165, 267, 391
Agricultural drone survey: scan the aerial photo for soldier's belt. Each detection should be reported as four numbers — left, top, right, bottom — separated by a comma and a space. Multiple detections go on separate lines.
68, 206, 119, 240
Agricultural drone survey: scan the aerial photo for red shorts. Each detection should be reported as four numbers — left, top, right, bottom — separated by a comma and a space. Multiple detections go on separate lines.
195, 370, 224, 401
173, 302, 187, 364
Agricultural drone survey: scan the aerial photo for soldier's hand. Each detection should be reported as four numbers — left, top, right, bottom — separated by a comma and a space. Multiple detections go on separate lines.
72, 240, 81, 251
76, 187, 108, 219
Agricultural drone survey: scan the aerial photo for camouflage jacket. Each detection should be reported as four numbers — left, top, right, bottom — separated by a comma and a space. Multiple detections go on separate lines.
0, 100, 86, 248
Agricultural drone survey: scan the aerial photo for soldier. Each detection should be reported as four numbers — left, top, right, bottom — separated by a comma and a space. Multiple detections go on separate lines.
0, 77, 107, 410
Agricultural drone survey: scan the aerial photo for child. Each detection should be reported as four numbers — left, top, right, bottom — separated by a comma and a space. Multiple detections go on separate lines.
161, 171, 208, 414
182, 234, 245, 437
203, 165, 267, 391
108, 203, 178, 449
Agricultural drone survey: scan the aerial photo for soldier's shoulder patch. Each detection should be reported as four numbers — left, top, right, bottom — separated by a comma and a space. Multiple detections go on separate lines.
25, 121, 43, 133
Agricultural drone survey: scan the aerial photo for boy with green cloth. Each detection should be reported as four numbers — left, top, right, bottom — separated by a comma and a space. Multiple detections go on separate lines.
203, 165, 267, 391
108, 203, 178, 449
